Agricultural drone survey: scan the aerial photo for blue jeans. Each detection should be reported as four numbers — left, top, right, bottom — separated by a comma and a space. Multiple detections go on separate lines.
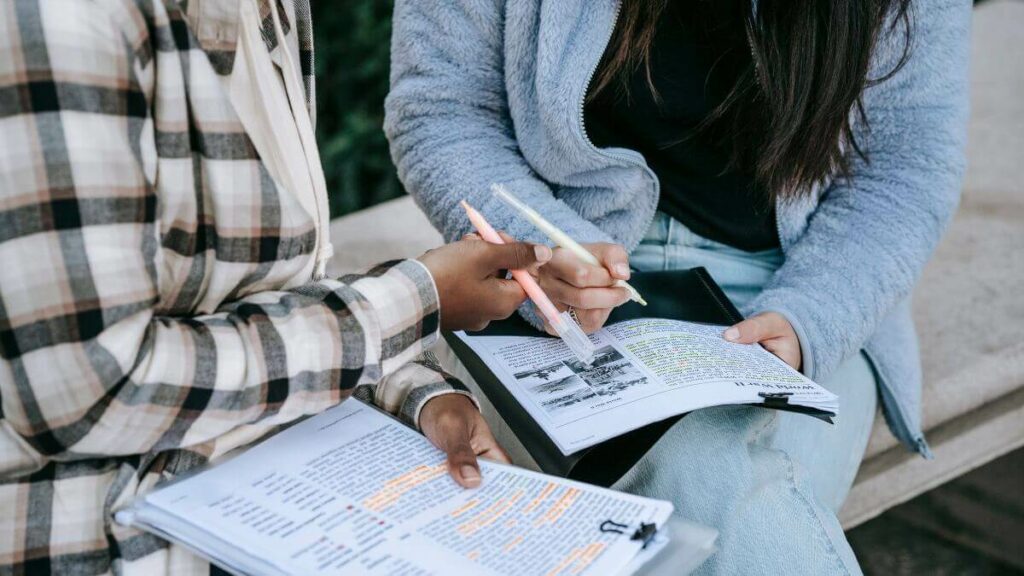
614, 214, 877, 575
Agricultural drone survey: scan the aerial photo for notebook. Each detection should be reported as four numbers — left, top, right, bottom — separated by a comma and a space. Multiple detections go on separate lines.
116, 399, 720, 576
444, 268, 838, 486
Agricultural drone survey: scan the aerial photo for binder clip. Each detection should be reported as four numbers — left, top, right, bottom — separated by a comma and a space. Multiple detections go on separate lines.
631, 522, 659, 549
599, 520, 629, 534
758, 392, 793, 409
599, 520, 660, 549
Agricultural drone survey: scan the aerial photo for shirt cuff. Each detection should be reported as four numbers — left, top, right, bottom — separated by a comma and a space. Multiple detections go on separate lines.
401, 351, 480, 429
407, 384, 480, 431
367, 350, 481, 429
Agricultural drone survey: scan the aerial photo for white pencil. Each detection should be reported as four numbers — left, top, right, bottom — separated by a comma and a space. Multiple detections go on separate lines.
492, 183, 647, 306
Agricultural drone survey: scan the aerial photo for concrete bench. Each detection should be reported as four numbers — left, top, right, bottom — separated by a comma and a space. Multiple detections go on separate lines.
326, 0, 1023, 528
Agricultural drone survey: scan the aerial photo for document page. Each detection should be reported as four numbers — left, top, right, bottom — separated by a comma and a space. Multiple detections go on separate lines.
455, 318, 836, 454
119, 400, 672, 576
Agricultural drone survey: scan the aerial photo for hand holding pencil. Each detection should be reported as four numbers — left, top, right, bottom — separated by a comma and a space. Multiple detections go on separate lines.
492, 184, 644, 334
460, 200, 597, 364
493, 184, 646, 307
416, 226, 552, 332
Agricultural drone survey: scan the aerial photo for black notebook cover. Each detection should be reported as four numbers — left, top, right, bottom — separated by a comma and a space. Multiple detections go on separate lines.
445, 267, 751, 487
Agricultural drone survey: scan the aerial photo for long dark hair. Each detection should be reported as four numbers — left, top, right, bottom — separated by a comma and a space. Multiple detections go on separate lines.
590, 0, 913, 200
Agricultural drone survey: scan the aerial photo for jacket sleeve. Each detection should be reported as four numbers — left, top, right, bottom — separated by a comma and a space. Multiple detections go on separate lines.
0, 2, 450, 461
355, 351, 478, 429
747, 0, 971, 381
385, 0, 615, 247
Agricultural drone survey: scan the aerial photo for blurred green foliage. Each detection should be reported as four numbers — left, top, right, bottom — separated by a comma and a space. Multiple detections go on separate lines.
313, 1, 402, 218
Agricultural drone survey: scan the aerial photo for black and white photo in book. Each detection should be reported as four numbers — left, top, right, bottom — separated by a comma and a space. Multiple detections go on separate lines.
528, 374, 595, 417
565, 346, 650, 395
513, 361, 576, 387
519, 346, 657, 419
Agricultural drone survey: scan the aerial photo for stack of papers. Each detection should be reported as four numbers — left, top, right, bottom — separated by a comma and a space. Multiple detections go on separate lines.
117, 399, 713, 575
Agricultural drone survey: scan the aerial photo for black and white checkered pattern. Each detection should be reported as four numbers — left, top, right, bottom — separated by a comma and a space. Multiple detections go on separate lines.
0, 1, 469, 573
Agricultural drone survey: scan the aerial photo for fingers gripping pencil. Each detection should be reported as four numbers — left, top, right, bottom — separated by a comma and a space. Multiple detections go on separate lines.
460, 200, 596, 366
491, 184, 647, 306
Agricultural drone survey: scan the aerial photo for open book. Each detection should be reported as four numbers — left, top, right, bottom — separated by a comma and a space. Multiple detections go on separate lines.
445, 268, 838, 483
116, 399, 716, 575
454, 317, 837, 456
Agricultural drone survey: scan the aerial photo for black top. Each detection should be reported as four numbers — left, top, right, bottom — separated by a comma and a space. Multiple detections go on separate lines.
585, 1, 779, 252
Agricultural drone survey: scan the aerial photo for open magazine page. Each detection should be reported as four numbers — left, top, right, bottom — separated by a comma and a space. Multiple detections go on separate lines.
454, 318, 836, 455
117, 400, 673, 576
606, 319, 832, 398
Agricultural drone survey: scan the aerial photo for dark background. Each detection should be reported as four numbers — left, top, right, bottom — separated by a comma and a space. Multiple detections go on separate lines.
313, 1, 401, 219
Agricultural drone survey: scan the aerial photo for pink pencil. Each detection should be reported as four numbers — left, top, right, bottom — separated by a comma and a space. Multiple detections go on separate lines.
461, 200, 595, 365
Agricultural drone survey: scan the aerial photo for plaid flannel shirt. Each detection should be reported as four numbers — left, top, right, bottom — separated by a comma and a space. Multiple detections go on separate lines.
0, 1, 472, 573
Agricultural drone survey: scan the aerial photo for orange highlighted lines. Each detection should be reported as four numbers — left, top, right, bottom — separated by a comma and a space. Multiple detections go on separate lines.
571, 542, 606, 574
450, 499, 479, 518
544, 546, 582, 576
544, 542, 607, 576
522, 481, 557, 515
536, 487, 581, 526
457, 490, 524, 535
502, 535, 524, 554
362, 464, 446, 512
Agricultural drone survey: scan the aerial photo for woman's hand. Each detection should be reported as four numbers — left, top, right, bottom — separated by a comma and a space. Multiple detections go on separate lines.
419, 394, 510, 488
418, 236, 552, 331
534, 242, 633, 334
724, 312, 803, 371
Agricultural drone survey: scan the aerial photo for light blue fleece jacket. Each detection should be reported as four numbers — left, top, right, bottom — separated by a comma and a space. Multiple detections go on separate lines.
384, 0, 971, 456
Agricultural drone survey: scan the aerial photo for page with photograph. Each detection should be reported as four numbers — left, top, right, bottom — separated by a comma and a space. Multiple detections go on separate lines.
454, 318, 837, 455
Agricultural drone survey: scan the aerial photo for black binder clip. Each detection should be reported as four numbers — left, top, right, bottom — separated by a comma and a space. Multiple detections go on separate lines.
599, 520, 660, 549
631, 522, 659, 549
599, 520, 629, 534
758, 391, 793, 409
